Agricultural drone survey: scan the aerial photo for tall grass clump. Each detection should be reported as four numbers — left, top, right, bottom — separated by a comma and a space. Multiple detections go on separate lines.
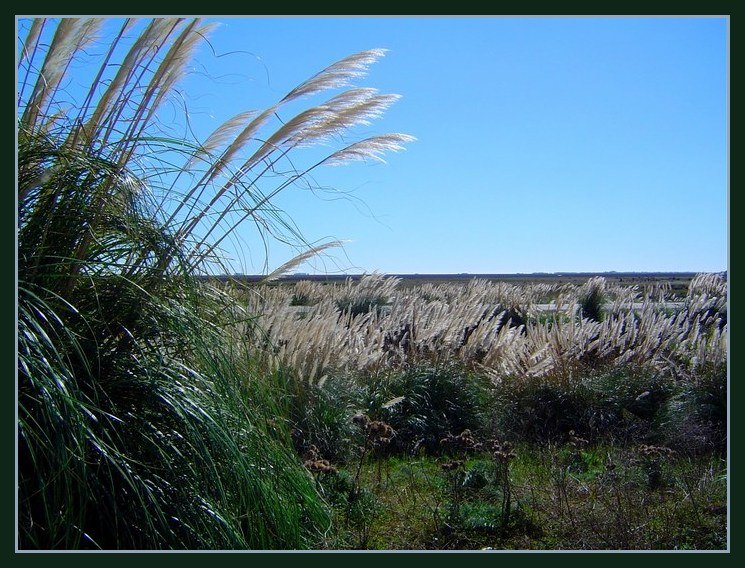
366, 364, 493, 455
660, 361, 727, 455
278, 369, 368, 464
17, 17, 411, 549
578, 276, 606, 323
335, 273, 398, 317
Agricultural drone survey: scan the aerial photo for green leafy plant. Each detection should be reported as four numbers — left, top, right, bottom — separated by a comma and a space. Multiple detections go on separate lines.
493, 367, 673, 444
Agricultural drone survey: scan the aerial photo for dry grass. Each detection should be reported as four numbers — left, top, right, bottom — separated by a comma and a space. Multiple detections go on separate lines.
227, 273, 726, 387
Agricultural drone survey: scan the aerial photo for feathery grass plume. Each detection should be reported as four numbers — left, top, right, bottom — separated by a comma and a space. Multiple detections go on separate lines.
17, 17, 413, 549
17, 18, 45, 66
161, 47, 412, 272
299, 89, 402, 143
20, 19, 105, 133
281, 48, 389, 103
322, 133, 416, 166
78, 18, 177, 149
173, 105, 279, 212
240, 274, 724, 389
684, 272, 728, 332
17, 19, 47, 109
262, 240, 347, 282
182, 110, 258, 171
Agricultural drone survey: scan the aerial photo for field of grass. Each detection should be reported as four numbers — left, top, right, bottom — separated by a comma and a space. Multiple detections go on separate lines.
213, 272, 727, 550
16, 18, 727, 551
312, 445, 726, 550
229, 273, 726, 391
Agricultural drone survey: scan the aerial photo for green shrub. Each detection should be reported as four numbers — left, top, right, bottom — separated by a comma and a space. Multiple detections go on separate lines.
578, 277, 607, 322
18, 271, 330, 549
493, 367, 673, 444
660, 362, 727, 454
366, 364, 492, 455
291, 293, 319, 307
279, 371, 367, 463
336, 295, 388, 317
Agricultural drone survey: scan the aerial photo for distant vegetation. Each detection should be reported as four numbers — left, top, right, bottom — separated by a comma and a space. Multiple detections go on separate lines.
236, 273, 725, 393
227, 272, 726, 549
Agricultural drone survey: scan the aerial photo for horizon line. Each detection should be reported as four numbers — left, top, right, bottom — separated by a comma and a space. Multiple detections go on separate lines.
203, 270, 725, 280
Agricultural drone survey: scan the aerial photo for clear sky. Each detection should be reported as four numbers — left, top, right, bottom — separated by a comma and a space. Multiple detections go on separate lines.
29, 16, 730, 276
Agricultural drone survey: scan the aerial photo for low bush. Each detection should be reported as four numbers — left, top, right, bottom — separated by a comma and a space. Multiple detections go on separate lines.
364, 364, 492, 455
277, 371, 367, 464
660, 362, 727, 454
493, 367, 674, 444
578, 276, 607, 322
336, 295, 389, 317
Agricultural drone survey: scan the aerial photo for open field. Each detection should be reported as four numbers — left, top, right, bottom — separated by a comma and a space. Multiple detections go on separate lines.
214, 272, 728, 549
214, 272, 728, 550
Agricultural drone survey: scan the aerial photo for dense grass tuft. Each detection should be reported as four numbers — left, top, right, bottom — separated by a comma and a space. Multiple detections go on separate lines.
367, 364, 492, 455
17, 133, 330, 548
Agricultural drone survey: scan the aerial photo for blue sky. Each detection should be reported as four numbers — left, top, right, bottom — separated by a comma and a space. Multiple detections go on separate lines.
200, 16, 722, 276
23, 16, 729, 275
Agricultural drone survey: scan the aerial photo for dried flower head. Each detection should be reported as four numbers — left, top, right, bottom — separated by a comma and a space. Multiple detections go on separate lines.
367, 420, 394, 441
491, 439, 517, 462
304, 458, 338, 475
638, 444, 674, 458
440, 459, 464, 471
353, 413, 394, 444
440, 430, 482, 454
302, 444, 320, 462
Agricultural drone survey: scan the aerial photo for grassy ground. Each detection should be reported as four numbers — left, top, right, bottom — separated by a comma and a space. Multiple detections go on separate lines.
280, 357, 727, 551
311, 445, 727, 550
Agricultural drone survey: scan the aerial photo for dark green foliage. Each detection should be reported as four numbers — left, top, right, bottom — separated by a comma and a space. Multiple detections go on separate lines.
462, 461, 489, 491
17, 131, 329, 550
279, 372, 367, 463
458, 501, 501, 533
311, 468, 380, 549
493, 367, 674, 444
290, 293, 315, 306
368, 365, 492, 455
578, 278, 606, 322
336, 295, 388, 317
660, 362, 727, 454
